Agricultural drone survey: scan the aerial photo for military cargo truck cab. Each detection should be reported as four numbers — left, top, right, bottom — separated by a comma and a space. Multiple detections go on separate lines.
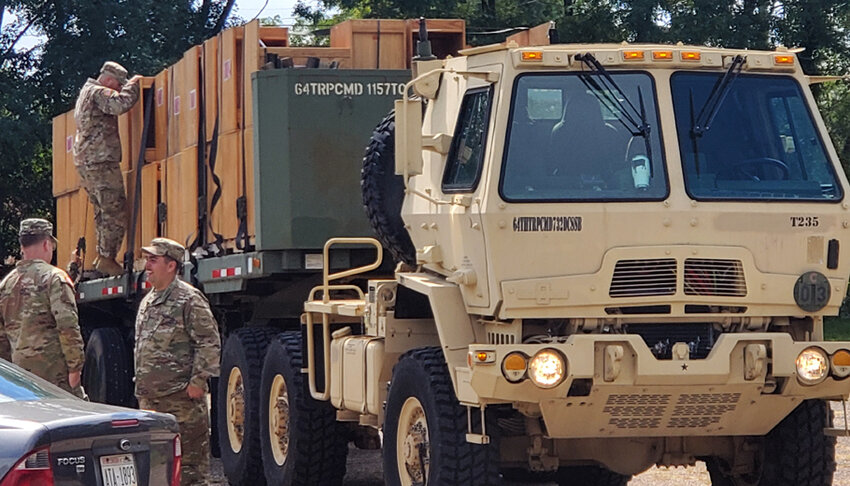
290, 41, 850, 486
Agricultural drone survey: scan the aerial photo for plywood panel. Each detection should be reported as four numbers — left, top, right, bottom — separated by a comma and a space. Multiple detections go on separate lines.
204, 36, 219, 143
118, 108, 132, 172
154, 69, 169, 161
243, 20, 260, 128
141, 161, 161, 246
332, 19, 406, 69
210, 129, 241, 240
52, 113, 66, 196
244, 126, 256, 240
220, 26, 244, 134
64, 111, 80, 192
167, 64, 182, 156
55, 194, 72, 269
119, 169, 142, 262
178, 146, 199, 246
182, 46, 201, 149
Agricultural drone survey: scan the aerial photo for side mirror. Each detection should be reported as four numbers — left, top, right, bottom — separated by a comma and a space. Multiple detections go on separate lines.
395, 98, 423, 177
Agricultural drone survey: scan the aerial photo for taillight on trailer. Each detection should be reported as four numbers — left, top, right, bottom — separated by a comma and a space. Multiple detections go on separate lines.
171, 435, 182, 486
0, 448, 54, 486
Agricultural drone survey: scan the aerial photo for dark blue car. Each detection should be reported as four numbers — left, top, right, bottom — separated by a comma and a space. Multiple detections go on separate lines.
0, 359, 180, 486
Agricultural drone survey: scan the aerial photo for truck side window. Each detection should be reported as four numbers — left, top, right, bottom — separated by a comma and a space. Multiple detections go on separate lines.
442, 87, 492, 193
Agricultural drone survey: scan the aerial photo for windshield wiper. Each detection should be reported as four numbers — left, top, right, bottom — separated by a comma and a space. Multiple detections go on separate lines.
692, 54, 745, 136
574, 52, 653, 166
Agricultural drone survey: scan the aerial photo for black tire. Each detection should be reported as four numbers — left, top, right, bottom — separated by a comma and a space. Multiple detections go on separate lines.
260, 331, 348, 486
218, 328, 279, 486
83, 327, 134, 407
383, 347, 500, 485
706, 400, 836, 486
361, 111, 416, 265
556, 465, 631, 486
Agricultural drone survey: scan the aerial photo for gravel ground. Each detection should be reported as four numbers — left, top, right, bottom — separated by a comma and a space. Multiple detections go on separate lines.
211, 402, 850, 485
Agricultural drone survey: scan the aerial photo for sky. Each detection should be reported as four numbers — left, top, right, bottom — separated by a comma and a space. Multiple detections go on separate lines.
1, 0, 305, 50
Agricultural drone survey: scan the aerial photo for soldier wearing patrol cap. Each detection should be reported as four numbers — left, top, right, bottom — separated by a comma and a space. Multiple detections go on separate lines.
73, 60, 142, 277
135, 238, 221, 486
0, 218, 85, 397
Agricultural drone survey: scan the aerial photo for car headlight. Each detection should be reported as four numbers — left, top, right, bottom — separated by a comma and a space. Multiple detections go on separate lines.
796, 347, 829, 385
528, 349, 566, 388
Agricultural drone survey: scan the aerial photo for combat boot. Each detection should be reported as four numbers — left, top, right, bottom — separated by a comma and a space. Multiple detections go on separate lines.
95, 255, 124, 276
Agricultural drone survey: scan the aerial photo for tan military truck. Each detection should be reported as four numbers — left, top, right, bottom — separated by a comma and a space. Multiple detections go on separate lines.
255, 31, 850, 486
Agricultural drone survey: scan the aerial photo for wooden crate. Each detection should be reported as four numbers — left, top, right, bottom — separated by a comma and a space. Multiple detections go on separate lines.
242, 21, 289, 128
119, 77, 156, 172
505, 21, 551, 47
167, 63, 181, 156
52, 113, 66, 196
163, 147, 199, 246
219, 25, 244, 134
203, 36, 219, 142
154, 69, 169, 160
64, 111, 80, 194
140, 161, 162, 246
182, 46, 201, 149
331, 19, 407, 69
118, 169, 142, 262
404, 18, 466, 60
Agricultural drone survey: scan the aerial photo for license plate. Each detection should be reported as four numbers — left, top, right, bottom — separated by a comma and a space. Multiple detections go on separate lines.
100, 453, 138, 486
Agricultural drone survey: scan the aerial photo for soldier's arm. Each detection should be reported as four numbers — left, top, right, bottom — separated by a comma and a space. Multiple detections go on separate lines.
49, 272, 85, 373
185, 294, 221, 392
93, 81, 140, 116
0, 309, 10, 362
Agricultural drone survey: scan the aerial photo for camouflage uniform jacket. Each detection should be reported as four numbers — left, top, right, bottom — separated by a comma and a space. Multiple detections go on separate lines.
0, 260, 84, 379
73, 78, 140, 166
134, 278, 221, 398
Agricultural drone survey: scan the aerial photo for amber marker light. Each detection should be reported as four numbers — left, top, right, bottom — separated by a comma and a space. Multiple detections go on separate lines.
652, 51, 673, 60
623, 51, 645, 60
521, 51, 544, 61
774, 55, 795, 65
681, 51, 701, 61
502, 352, 528, 383
831, 349, 850, 378
469, 350, 495, 365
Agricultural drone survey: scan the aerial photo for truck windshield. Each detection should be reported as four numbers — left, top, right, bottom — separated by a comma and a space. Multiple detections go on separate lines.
500, 72, 667, 202
671, 73, 842, 201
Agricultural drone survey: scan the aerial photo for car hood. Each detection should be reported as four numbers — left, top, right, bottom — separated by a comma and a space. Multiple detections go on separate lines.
0, 398, 176, 479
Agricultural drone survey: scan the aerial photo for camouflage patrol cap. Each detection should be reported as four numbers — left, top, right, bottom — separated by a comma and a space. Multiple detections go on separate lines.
100, 61, 128, 85
19, 218, 58, 243
141, 238, 185, 262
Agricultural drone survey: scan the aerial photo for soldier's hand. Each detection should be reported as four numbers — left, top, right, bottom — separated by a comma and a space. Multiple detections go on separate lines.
127, 74, 142, 85
186, 384, 205, 400
68, 370, 81, 389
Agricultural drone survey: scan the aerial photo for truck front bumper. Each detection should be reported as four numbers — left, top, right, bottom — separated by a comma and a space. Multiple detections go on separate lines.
467, 333, 850, 438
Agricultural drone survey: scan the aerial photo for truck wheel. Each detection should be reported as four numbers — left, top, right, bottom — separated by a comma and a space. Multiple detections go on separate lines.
556, 465, 631, 486
83, 327, 134, 407
706, 400, 836, 486
218, 328, 279, 486
260, 331, 348, 486
361, 111, 416, 265
383, 347, 500, 486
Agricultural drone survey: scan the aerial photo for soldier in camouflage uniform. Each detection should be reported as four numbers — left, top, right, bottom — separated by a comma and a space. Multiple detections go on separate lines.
0, 219, 85, 397
73, 61, 142, 276
135, 238, 220, 486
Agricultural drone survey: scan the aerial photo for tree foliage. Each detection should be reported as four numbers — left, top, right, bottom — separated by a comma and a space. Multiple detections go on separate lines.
0, 0, 237, 270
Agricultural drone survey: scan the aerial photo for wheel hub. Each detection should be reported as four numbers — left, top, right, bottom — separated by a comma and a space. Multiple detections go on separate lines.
226, 367, 245, 453
269, 374, 291, 465
397, 397, 430, 485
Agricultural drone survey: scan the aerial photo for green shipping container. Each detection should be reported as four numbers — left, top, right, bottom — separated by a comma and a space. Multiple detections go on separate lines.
252, 69, 410, 251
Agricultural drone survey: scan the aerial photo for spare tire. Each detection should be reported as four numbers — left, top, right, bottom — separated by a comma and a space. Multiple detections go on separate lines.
361, 111, 416, 265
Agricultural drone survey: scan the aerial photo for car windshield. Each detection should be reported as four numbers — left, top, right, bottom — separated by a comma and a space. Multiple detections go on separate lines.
500, 72, 667, 201
0, 359, 65, 402
671, 73, 842, 201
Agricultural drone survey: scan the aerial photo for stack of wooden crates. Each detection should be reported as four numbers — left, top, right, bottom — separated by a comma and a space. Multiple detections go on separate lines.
52, 18, 466, 269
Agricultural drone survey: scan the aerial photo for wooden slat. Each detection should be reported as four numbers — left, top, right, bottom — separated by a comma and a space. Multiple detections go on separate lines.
55, 193, 72, 269
210, 129, 241, 240
259, 26, 289, 46
244, 126, 256, 239
182, 46, 201, 149
64, 111, 80, 191
177, 146, 199, 246
243, 20, 260, 128
140, 161, 161, 246
52, 113, 66, 196
167, 63, 181, 156
154, 69, 169, 161
203, 36, 219, 143
220, 26, 244, 134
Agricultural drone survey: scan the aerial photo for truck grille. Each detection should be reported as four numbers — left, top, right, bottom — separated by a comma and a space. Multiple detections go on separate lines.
609, 259, 676, 297
603, 392, 741, 430
684, 258, 746, 296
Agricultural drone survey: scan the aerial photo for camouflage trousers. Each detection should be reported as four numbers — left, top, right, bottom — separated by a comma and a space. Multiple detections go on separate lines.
138, 390, 210, 486
76, 161, 127, 259
16, 355, 84, 399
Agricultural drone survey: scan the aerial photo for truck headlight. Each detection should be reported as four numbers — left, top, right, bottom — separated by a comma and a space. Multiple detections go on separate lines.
796, 347, 829, 385
528, 349, 566, 388
501, 352, 528, 383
